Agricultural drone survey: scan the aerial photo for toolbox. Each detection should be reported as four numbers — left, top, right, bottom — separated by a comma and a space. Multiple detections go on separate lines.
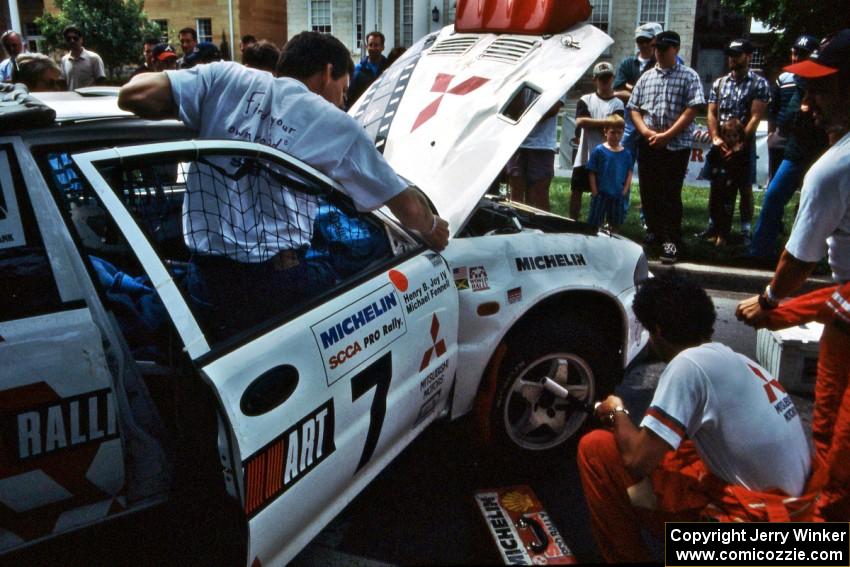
455, 0, 592, 35
756, 323, 823, 395
474, 485, 577, 565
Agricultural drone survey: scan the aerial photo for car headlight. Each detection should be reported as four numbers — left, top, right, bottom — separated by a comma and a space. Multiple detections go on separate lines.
633, 252, 649, 287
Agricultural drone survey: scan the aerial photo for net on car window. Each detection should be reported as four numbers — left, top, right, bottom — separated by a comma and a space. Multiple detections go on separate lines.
44, 149, 393, 349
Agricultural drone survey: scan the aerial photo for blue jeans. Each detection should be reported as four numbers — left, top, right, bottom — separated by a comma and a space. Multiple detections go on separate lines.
750, 159, 805, 257
622, 121, 641, 216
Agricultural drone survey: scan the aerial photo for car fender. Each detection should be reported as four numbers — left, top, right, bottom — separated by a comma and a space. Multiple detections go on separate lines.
441, 230, 644, 419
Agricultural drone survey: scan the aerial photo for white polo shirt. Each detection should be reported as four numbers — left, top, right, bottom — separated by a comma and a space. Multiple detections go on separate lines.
641, 342, 810, 496
785, 131, 850, 282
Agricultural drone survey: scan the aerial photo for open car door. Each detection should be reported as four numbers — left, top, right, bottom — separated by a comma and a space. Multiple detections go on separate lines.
70, 140, 459, 564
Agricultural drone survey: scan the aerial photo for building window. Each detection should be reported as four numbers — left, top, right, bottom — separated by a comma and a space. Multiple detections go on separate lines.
310, 0, 332, 34
196, 18, 212, 43
638, 0, 667, 28
152, 19, 168, 44
401, 0, 413, 47
588, 0, 611, 33
354, 0, 363, 48
750, 48, 765, 71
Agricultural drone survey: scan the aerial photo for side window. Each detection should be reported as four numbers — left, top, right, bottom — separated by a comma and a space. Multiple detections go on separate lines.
45, 149, 395, 348
0, 145, 63, 322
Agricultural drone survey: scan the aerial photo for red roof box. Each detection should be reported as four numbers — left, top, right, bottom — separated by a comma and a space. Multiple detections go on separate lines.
455, 0, 592, 35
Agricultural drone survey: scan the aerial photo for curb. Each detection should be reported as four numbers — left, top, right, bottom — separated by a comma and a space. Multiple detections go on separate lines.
648, 261, 835, 295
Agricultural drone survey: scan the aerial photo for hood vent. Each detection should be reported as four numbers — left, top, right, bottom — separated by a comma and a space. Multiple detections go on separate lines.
479, 37, 540, 64
428, 35, 480, 56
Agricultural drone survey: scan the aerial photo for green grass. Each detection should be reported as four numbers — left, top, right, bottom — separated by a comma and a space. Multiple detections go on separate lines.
548, 178, 808, 269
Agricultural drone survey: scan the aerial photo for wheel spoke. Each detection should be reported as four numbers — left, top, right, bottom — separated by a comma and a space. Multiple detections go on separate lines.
518, 410, 541, 435
514, 377, 543, 404
546, 358, 570, 384
569, 384, 590, 400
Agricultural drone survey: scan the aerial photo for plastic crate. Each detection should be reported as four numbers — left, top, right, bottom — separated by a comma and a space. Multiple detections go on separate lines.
756, 323, 823, 395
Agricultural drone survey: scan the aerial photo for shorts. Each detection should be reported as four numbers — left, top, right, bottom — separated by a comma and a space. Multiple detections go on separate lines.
570, 166, 590, 193
506, 148, 555, 184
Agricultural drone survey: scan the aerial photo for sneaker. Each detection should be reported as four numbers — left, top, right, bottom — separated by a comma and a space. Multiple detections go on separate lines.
661, 241, 678, 264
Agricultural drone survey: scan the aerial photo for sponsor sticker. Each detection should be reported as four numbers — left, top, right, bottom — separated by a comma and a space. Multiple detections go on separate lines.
474, 492, 533, 565
311, 284, 407, 386
507, 287, 522, 304
243, 400, 335, 518
513, 253, 588, 273
401, 269, 451, 314
419, 313, 447, 371
0, 151, 26, 250
3, 387, 119, 461
469, 266, 490, 291
453, 266, 470, 291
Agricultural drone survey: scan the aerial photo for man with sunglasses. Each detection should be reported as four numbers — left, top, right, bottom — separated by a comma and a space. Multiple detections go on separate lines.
59, 25, 105, 90
737, 29, 850, 522
628, 30, 705, 264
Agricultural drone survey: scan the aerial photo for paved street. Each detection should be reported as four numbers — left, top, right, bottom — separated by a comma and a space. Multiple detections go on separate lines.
294, 290, 815, 565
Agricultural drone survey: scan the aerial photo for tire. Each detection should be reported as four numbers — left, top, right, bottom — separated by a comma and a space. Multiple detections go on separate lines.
490, 318, 618, 454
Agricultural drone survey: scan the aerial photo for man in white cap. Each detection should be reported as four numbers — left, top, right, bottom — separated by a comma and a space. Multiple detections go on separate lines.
614, 22, 662, 224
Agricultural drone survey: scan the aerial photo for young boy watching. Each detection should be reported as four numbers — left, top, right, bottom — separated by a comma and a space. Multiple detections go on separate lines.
586, 114, 633, 232
570, 61, 625, 220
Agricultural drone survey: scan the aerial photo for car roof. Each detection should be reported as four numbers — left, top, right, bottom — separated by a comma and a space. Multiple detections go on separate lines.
30, 90, 134, 124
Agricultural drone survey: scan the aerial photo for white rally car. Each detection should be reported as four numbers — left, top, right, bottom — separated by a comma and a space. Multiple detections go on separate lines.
0, 21, 646, 567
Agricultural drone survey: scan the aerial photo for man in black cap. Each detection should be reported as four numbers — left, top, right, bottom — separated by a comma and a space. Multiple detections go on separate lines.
750, 35, 828, 260
737, 28, 850, 522
701, 38, 770, 246
628, 30, 705, 264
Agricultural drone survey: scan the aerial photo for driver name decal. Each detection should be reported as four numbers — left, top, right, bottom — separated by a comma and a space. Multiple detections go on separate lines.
312, 284, 407, 386
514, 253, 587, 272
243, 400, 336, 518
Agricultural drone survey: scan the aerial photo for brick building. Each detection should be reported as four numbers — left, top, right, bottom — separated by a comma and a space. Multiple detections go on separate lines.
0, 0, 286, 61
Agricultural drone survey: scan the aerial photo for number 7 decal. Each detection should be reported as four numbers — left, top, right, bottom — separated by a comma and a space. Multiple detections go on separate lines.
350, 352, 392, 473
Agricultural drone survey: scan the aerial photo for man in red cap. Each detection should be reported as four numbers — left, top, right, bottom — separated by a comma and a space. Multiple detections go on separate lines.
737, 28, 850, 521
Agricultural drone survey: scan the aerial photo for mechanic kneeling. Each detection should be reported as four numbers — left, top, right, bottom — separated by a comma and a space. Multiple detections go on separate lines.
577, 273, 813, 563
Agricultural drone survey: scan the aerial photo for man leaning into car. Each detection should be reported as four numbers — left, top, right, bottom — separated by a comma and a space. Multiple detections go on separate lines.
118, 31, 447, 331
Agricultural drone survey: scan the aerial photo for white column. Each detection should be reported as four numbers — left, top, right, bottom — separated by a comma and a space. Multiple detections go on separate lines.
382, 0, 395, 48
412, 0, 428, 43
365, 0, 377, 42
7, 0, 21, 33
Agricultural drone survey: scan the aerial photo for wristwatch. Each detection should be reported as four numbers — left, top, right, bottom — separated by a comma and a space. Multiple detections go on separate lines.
758, 284, 779, 310
605, 406, 629, 427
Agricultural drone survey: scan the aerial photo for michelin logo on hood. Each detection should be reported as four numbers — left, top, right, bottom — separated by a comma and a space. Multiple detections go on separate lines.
312, 284, 407, 386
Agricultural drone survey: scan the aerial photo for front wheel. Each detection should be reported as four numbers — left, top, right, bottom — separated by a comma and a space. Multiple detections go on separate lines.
490, 324, 616, 454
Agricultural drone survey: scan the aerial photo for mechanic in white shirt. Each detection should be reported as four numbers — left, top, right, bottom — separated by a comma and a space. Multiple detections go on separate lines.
579, 272, 811, 563
737, 29, 850, 521
118, 31, 448, 332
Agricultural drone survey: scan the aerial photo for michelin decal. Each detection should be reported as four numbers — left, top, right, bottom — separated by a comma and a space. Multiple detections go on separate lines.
312, 284, 407, 386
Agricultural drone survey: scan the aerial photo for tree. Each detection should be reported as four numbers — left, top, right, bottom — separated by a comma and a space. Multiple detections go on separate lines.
36, 0, 161, 77
722, 0, 850, 65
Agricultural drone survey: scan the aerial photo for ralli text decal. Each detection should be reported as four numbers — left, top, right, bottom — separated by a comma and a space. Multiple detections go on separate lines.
3, 388, 119, 461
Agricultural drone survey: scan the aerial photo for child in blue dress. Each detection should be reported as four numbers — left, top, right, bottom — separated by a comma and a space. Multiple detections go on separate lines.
586, 114, 633, 232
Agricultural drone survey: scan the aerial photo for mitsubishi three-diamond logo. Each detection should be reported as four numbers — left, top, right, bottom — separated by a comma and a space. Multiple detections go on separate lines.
419, 314, 447, 371
411, 73, 489, 132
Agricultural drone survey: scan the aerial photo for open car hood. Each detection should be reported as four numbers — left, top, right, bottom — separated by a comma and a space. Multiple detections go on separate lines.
350, 23, 612, 235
